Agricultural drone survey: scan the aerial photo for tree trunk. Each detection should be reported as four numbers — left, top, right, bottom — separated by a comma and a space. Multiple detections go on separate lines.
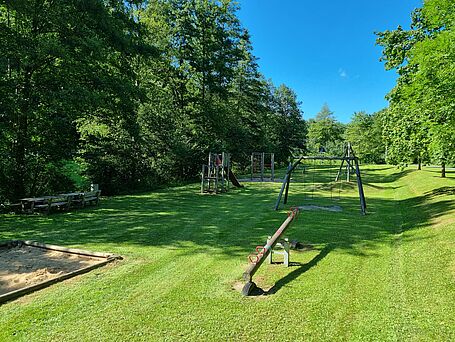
441, 162, 446, 178
13, 70, 32, 200
417, 157, 421, 170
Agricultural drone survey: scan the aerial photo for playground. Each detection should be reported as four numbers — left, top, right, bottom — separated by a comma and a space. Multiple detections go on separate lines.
0, 165, 454, 340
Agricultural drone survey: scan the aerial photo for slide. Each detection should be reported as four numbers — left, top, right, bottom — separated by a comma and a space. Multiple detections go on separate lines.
228, 169, 244, 188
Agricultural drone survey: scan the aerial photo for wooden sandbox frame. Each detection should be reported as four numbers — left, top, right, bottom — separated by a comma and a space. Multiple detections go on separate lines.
0, 240, 121, 304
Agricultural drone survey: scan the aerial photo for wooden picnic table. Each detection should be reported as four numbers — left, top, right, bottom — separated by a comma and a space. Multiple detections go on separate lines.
18, 190, 100, 214
19, 196, 59, 213
59, 192, 84, 199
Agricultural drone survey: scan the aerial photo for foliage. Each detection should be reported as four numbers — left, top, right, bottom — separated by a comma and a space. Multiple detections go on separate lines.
267, 84, 307, 164
0, 0, 307, 200
1, 166, 454, 339
376, 0, 455, 174
345, 110, 386, 164
307, 104, 345, 155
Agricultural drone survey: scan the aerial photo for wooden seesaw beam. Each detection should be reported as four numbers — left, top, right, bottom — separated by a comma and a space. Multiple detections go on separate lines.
242, 208, 299, 296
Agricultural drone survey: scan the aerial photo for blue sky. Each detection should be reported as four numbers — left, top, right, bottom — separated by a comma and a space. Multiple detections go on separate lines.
237, 0, 423, 123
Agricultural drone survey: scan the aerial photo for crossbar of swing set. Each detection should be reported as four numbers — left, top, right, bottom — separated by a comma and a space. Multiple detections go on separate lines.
291, 156, 357, 161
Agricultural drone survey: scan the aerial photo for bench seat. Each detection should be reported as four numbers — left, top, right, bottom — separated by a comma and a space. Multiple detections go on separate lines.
35, 196, 71, 214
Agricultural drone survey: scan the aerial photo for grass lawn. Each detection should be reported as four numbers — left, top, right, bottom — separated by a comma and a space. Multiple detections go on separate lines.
1, 165, 454, 341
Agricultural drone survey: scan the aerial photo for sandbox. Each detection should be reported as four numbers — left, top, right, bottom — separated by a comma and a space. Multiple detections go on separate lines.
0, 240, 120, 304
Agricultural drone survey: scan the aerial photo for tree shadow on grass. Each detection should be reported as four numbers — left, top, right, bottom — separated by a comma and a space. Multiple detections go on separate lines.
0, 168, 454, 288
425, 186, 455, 197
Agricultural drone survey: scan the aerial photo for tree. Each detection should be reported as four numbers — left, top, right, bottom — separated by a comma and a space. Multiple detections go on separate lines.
307, 104, 344, 155
0, 0, 156, 199
0, 0, 309, 201
345, 111, 386, 164
267, 84, 307, 163
376, 0, 455, 176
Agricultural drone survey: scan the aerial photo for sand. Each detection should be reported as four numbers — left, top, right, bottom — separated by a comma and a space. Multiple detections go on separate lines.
0, 245, 104, 296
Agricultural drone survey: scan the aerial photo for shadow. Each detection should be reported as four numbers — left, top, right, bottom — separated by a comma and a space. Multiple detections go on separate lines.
0, 165, 454, 294
425, 186, 455, 197
265, 244, 333, 295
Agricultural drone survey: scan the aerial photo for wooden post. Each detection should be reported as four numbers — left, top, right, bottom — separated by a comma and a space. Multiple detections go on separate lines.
283, 170, 291, 204
275, 173, 289, 210
347, 143, 351, 182
221, 152, 225, 191
261, 152, 265, 181
274, 157, 303, 210
271, 153, 275, 181
250, 153, 254, 180
201, 165, 205, 193
335, 159, 345, 182
353, 157, 367, 215
275, 163, 292, 210
215, 166, 219, 193
227, 153, 231, 191
208, 153, 213, 192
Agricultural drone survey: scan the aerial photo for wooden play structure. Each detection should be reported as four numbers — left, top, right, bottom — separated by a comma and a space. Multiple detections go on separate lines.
201, 152, 243, 194
242, 207, 299, 296
275, 143, 366, 215
251, 152, 275, 181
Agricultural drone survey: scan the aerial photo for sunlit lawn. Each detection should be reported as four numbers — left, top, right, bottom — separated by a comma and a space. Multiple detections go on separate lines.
0, 165, 454, 340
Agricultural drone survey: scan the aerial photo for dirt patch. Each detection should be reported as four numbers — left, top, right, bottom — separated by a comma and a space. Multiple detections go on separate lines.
298, 205, 342, 212
231, 276, 275, 299
0, 245, 106, 296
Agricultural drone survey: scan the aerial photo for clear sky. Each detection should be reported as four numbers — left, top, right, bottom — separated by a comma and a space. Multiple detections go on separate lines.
237, 0, 423, 123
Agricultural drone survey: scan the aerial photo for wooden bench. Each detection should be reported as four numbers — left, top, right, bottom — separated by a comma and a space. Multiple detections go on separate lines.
16, 190, 101, 214
69, 190, 101, 208
0, 203, 22, 214
34, 195, 72, 214
83, 190, 101, 206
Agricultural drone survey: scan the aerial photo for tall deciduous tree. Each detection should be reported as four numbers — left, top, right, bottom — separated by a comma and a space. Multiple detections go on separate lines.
345, 111, 386, 164
376, 0, 455, 176
268, 84, 307, 163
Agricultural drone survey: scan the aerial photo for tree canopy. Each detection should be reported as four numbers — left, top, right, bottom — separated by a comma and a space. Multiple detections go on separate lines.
0, 0, 308, 201
376, 0, 455, 176
2, 0, 451, 203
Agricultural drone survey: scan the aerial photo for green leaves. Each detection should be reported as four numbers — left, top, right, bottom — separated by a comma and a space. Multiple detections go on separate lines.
376, 0, 455, 172
0, 0, 308, 200
307, 104, 344, 155
345, 111, 385, 164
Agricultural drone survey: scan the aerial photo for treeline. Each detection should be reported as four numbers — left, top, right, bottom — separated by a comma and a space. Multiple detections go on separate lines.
376, 0, 455, 176
0, 0, 307, 201
1, 0, 452, 203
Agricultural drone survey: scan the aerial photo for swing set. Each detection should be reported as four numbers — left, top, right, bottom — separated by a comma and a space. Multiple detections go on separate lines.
275, 143, 366, 215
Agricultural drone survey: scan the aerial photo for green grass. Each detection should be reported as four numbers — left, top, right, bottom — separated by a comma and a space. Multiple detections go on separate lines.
1, 165, 454, 341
